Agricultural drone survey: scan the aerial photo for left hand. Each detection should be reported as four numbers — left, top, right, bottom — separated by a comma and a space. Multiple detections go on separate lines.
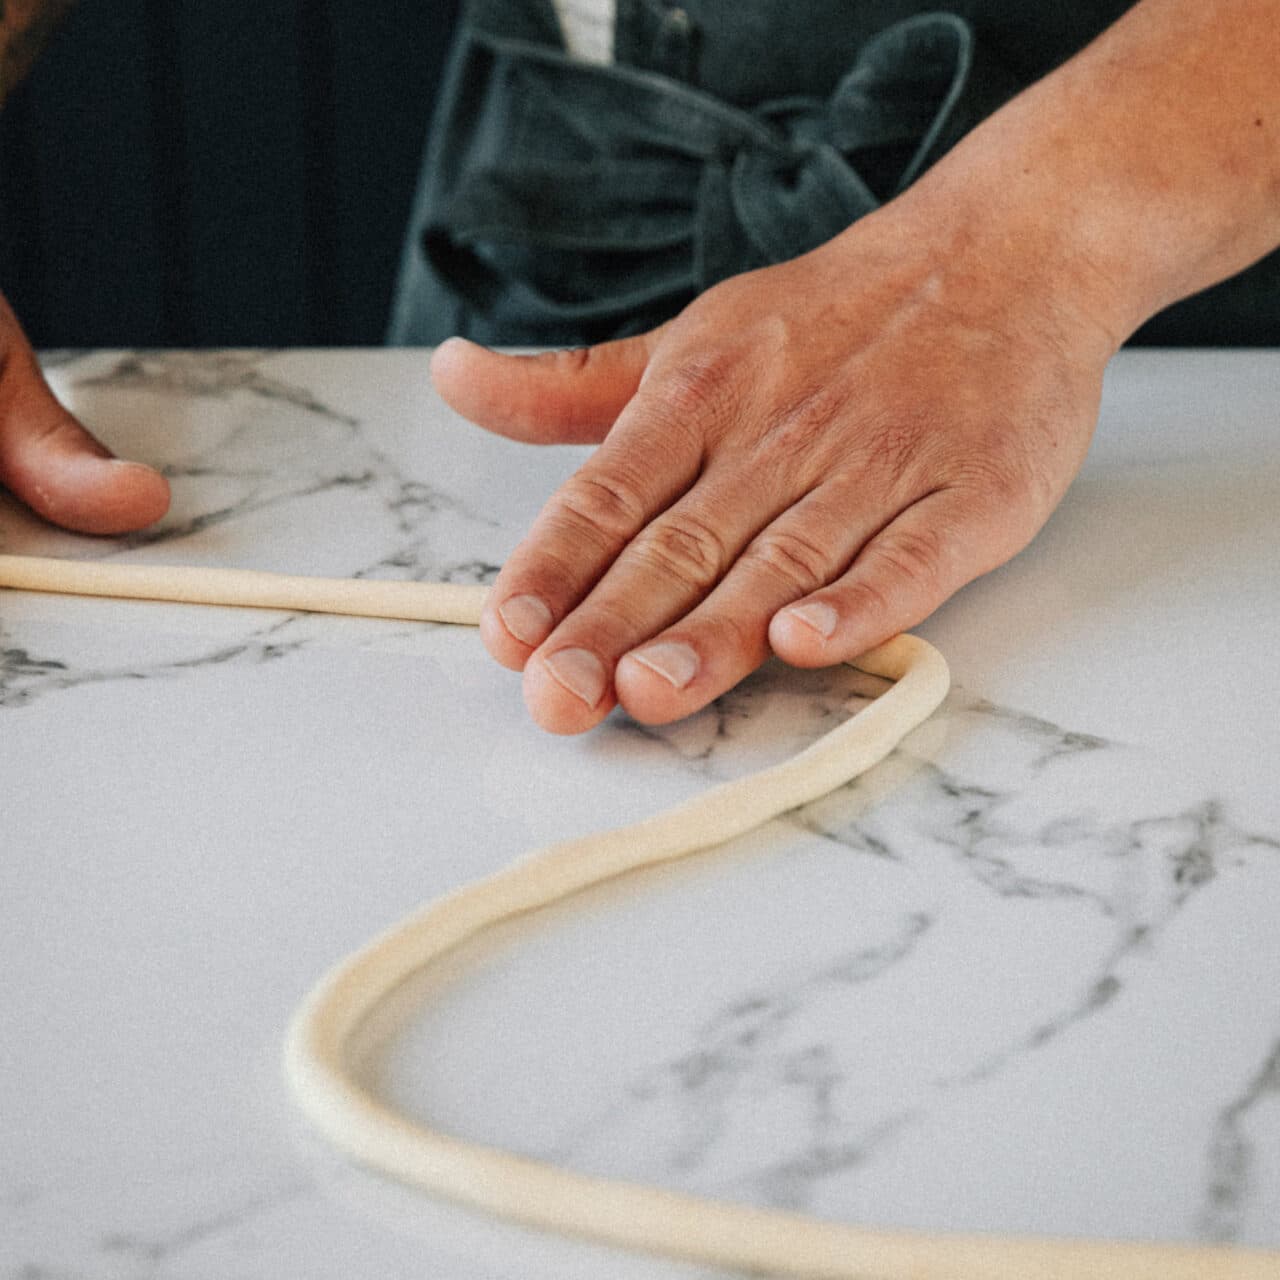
0, 292, 169, 534
430, 195, 1116, 735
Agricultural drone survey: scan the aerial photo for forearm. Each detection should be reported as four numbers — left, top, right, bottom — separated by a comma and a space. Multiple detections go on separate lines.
895, 0, 1280, 349
0, 0, 74, 107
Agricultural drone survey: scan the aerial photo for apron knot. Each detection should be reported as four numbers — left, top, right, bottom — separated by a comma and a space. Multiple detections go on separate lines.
424, 12, 1012, 339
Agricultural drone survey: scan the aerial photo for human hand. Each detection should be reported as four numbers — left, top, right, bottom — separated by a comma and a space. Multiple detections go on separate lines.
0, 293, 169, 534
431, 195, 1119, 735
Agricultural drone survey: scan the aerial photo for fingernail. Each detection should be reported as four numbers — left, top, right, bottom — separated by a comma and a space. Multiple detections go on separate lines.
498, 594, 554, 647
429, 336, 485, 379
543, 648, 607, 708
433, 335, 478, 359
631, 641, 699, 690
784, 601, 838, 639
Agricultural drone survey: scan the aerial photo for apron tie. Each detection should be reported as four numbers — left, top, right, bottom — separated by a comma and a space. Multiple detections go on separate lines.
424, 12, 1018, 337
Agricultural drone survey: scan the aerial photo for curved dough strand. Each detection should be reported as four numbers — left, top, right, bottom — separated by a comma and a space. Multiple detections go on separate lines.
3, 553, 1276, 1278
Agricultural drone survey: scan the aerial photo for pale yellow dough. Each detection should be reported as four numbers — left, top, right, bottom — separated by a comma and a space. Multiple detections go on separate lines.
3, 552, 1276, 1280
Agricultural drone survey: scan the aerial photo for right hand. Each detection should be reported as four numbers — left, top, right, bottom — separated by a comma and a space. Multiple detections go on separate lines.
0, 292, 169, 534
432, 206, 1112, 737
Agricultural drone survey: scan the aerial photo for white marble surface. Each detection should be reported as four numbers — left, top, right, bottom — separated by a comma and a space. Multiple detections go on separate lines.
2, 348, 1278, 1278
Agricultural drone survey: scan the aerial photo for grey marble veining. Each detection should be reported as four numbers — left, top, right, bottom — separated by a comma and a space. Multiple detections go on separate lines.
1, 351, 508, 712
405, 682, 1277, 1245
82, 349, 362, 422
3, 349, 1279, 1279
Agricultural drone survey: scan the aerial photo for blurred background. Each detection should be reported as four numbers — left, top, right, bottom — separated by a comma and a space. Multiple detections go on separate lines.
3, 1, 1278, 350
0, 0, 458, 348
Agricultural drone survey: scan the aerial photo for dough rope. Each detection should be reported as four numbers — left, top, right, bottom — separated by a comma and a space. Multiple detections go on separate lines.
3, 552, 1277, 1279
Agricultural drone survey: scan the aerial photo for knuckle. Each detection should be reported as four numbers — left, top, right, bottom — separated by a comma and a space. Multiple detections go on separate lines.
946, 444, 1031, 506
555, 471, 649, 544
28, 414, 88, 451
520, 541, 586, 598
743, 527, 831, 594
754, 385, 845, 472
631, 509, 728, 587
843, 572, 896, 623
865, 410, 934, 489
652, 353, 738, 433
699, 607, 764, 663
869, 524, 948, 597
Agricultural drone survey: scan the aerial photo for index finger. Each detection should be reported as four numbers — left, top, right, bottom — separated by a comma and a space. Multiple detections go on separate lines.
478, 373, 715, 674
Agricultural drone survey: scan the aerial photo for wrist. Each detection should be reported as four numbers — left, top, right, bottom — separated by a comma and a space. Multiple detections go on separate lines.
838, 141, 1131, 370
889, 0, 1280, 352
897, 125, 1140, 358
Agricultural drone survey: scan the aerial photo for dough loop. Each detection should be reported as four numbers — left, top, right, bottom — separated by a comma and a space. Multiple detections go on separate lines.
2, 553, 1275, 1279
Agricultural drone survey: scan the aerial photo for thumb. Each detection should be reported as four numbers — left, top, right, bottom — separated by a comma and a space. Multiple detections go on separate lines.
429, 327, 665, 445
0, 307, 169, 535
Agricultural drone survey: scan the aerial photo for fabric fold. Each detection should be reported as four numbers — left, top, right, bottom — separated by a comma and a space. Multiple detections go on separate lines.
420, 10, 1024, 341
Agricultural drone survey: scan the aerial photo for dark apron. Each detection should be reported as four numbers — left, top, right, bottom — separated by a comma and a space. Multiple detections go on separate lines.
389, 0, 1280, 347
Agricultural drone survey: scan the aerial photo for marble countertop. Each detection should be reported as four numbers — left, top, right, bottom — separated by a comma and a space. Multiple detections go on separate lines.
3, 348, 1278, 1279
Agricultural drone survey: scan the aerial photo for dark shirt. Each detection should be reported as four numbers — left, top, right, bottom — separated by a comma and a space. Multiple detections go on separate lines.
390, 0, 1280, 347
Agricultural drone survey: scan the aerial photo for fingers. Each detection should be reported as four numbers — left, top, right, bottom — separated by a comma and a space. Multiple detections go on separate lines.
514, 464, 801, 734
479, 385, 714, 712
0, 314, 169, 534
490, 404, 1028, 734
429, 329, 664, 445
482, 353, 965, 735
768, 488, 1013, 669
545, 484, 1013, 733
434, 203, 1101, 738
497, 448, 926, 734
611, 481, 911, 725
